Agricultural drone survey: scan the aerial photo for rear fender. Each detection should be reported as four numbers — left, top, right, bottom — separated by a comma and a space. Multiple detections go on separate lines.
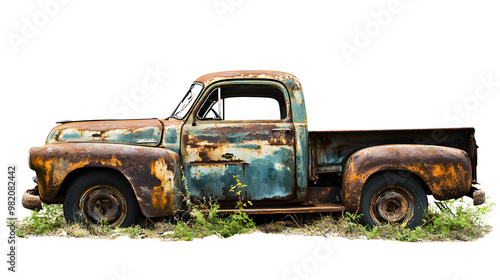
341, 144, 472, 212
29, 143, 182, 217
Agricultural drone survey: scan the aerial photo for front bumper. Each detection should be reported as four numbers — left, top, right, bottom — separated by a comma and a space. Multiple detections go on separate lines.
468, 187, 486, 206
22, 186, 42, 211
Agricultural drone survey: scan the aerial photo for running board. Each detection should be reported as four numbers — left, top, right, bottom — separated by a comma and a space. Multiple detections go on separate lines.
204, 203, 345, 215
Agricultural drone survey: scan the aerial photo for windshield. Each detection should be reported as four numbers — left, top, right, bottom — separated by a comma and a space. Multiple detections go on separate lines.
170, 83, 204, 119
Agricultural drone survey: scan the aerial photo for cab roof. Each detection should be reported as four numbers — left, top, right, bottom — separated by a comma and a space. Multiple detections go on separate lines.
194, 70, 301, 88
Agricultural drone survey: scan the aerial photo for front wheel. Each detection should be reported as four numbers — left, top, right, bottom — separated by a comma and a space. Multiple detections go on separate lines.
63, 171, 141, 228
359, 173, 428, 229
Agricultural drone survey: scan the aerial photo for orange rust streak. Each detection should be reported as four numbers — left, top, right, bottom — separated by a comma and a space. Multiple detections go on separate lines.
150, 157, 175, 213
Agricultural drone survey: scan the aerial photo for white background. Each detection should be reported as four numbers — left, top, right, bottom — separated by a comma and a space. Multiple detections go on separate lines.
0, 1, 499, 279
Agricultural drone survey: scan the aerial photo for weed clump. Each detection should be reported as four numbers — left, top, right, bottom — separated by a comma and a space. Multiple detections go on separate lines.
171, 202, 255, 241
15, 203, 65, 237
171, 175, 255, 241
257, 198, 493, 242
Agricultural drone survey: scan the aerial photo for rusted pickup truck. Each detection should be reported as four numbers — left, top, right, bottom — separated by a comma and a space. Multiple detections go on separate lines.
24, 70, 485, 228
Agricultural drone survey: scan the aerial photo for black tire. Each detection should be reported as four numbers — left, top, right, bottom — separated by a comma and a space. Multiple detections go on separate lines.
63, 171, 141, 228
359, 172, 428, 229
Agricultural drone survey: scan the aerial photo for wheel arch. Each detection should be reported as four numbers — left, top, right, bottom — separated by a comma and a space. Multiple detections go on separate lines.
56, 167, 139, 210
341, 144, 472, 213
31, 143, 183, 218
363, 170, 432, 198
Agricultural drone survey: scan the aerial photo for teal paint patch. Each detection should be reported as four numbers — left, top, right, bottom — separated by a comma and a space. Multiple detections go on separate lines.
163, 127, 179, 144
233, 144, 261, 150
106, 129, 159, 143
184, 143, 295, 201
56, 128, 161, 145
187, 161, 294, 201
160, 119, 183, 153
162, 127, 180, 153
46, 129, 57, 144
59, 129, 83, 140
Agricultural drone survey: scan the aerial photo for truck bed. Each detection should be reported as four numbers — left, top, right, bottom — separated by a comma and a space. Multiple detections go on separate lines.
309, 127, 477, 182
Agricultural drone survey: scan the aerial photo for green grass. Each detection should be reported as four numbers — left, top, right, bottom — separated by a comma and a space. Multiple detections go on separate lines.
13, 198, 494, 242
15, 203, 65, 237
258, 198, 494, 242
14, 201, 255, 241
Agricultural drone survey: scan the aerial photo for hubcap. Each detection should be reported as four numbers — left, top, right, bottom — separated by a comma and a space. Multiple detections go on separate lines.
369, 186, 414, 225
79, 185, 127, 227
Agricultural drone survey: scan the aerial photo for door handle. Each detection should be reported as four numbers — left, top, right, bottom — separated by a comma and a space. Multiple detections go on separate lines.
272, 128, 291, 132
221, 153, 234, 159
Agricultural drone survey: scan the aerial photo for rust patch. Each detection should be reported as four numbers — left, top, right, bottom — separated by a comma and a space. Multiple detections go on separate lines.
150, 157, 175, 213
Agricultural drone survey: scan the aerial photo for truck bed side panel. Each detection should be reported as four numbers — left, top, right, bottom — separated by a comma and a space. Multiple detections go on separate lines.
309, 128, 477, 181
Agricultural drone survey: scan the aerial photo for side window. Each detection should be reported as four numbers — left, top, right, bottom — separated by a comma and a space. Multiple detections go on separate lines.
225, 97, 281, 120
197, 84, 287, 121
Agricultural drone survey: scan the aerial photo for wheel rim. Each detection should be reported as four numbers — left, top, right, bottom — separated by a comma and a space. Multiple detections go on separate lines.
79, 185, 127, 227
369, 186, 414, 225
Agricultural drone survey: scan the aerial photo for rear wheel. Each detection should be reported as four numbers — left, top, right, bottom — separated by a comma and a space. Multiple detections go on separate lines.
63, 171, 141, 228
359, 173, 428, 228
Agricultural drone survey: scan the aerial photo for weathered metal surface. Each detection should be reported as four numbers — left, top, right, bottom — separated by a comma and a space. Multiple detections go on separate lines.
21, 187, 42, 211
304, 187, 339, 204
369, 186, 413, 225
472, 189, 486, 206
46, 119, 163, 146
29, 143, 182, 217
80, 185, 127, 226
294, 122, 309, 200
160, 118, 184, 153
182, 120, 296, 201
341, 144, 472, 213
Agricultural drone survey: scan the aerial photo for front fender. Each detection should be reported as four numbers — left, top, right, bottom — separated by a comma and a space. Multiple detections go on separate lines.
29, 143, 182, 217
341, 144, 472, 212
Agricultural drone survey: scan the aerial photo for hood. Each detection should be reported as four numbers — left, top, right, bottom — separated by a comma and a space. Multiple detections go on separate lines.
46, 118, 163, 147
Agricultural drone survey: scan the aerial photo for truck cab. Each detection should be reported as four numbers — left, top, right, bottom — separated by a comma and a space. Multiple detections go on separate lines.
174, 71, 307, 204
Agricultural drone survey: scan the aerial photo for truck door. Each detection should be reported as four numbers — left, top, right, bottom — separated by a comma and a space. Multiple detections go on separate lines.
181, 80, 296, 202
